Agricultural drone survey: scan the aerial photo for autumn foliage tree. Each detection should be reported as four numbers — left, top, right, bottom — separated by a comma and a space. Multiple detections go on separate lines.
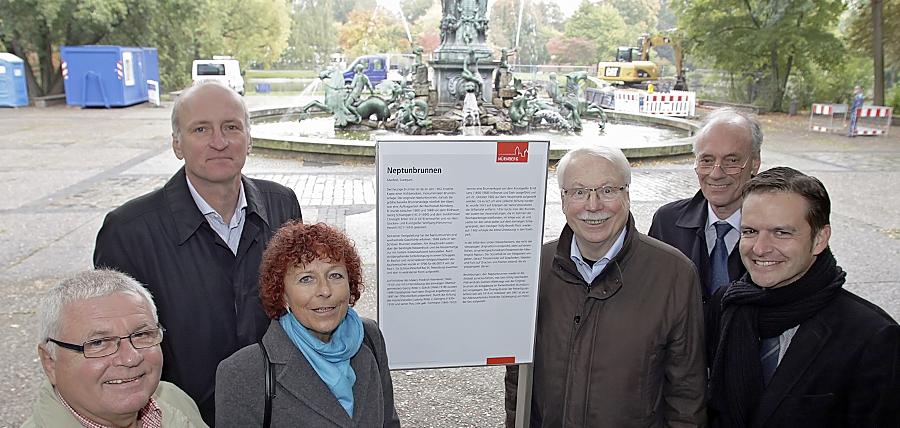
564, 0, 630, 62
338, 8, 411, 58
546, 37, 597, 66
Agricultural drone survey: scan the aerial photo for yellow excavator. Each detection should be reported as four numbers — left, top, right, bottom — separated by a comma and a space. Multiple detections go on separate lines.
597, 32, 687, 91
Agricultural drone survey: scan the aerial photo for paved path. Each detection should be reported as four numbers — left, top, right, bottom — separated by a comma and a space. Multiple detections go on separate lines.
0, 100, 897, 427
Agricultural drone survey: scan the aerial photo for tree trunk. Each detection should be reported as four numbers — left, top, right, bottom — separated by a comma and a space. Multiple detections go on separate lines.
769, 48, 784, 112
873, 0, 884, 105
10, 39, 43, 98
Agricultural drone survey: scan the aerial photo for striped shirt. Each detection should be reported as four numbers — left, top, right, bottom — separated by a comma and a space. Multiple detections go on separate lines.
55, 388, 162, 428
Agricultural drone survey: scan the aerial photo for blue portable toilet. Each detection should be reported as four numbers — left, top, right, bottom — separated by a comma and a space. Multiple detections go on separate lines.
0, 53, 29, 107
61, 45, 150, 107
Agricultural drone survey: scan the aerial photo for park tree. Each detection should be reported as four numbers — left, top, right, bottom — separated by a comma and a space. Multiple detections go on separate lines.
411, 2, 442, 53
283, 0, 339, 67
333, 0, 368, 22
488, 0, 556, 64
105, 0, 209, 91
532, 1, 566, 33
339, 8, 410, 58
0, 0, 291, 96
401, 0, 435, 22
845, 0, 899, 103
656, 0, 678, 31
0, 0, 129, 96
201, 0, 291, 68
607, 0, 659, 33
546, 37, 598, 66
675, 0, 845, 111
565, 0, 630, 62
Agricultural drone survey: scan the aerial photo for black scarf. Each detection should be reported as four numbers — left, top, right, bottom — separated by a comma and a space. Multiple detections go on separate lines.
708, 247, 845, 427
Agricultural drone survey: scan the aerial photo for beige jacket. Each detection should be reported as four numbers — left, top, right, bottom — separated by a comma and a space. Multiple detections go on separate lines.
22, 379, 207, 427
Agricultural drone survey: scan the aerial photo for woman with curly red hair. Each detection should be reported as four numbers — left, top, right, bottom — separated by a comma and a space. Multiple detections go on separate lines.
215, 221, 400, 427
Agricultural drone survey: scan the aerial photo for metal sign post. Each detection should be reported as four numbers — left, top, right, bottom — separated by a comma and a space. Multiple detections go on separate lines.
515, 362, 532, 428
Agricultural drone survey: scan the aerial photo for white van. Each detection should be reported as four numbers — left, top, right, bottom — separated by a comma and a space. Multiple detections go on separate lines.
191, 57, 245, 95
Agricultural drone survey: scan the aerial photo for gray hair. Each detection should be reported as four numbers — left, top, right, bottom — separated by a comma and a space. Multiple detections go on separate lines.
171, 80, 250, 139
556, 146, 632, 189
693, 107, 763, 156
38, 269, 158, 357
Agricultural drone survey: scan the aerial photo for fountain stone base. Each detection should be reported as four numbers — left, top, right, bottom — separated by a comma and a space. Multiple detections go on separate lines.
430, 47, 497, 115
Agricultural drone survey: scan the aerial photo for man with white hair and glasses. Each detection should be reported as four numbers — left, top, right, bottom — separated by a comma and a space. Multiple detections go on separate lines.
24, 269, 206, 427
505, 146, 706, 427
650, 107, 763, 305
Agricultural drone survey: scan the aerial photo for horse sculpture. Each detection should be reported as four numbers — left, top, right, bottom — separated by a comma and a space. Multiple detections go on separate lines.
300, 69, 394, 127
299, 69, 358, 127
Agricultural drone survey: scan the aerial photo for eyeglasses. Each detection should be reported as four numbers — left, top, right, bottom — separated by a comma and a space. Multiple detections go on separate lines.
563, 185, 628, 202
46, 325, 165, 358
694, 158, 751, 175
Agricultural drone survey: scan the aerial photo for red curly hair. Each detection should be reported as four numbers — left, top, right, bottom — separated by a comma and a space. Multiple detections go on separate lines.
259, 221, 364, 319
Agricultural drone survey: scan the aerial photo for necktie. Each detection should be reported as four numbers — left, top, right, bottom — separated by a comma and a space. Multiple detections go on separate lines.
760, 336, 780, 385
709, 221, 732, 295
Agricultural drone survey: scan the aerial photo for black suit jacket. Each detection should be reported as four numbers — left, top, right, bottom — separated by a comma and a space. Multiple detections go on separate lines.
707, 287, 900, 427
94, 167, 302, 424
649, 191, 745, 302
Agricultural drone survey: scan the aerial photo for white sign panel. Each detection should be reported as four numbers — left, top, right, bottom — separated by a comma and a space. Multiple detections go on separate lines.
122, 51, 135, 86
376, 137, 549, 370
147, 80, 160, 106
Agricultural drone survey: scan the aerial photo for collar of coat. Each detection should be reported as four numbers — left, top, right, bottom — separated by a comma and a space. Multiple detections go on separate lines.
259, 320, 379, 427
164, 167, 271, 245
675, 190, 708, 230
552, 213, 637, 298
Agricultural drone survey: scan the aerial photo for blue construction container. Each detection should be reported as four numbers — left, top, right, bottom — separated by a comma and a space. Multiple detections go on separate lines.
142, 47, 160, 83
61, 45, 155, 107
0, 53, 29, 107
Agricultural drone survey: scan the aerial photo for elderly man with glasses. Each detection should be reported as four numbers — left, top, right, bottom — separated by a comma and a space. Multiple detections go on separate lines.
24, 269, 206, 427
505, 146, 707, 427
650, 108, 763, 305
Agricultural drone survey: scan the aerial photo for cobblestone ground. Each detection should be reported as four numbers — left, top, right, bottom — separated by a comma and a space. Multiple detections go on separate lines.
0, 102, 897, 427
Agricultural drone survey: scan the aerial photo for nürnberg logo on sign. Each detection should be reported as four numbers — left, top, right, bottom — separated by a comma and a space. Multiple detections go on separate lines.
496, 142, 529, 163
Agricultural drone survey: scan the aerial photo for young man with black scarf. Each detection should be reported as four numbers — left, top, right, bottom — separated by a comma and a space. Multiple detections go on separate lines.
706, 167, 900, 427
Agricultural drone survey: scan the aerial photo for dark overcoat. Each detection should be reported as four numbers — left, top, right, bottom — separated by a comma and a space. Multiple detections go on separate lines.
93, 167, 302, 423
707, 285, 900, 427
649, 190, 746, 303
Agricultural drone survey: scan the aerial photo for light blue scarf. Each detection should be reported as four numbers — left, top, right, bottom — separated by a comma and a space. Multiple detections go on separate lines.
279, 307, 364, 417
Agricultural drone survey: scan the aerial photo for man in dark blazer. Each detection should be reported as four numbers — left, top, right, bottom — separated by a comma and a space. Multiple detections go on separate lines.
649, 108, 762, 303
707, 167, 900, 427
93, 81, 302, 425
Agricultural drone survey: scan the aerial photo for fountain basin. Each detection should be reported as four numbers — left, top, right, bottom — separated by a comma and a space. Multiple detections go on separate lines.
249, 106, 698, 160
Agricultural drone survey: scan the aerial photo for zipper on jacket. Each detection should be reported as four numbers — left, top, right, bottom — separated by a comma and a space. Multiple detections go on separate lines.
574, 315, 581, 325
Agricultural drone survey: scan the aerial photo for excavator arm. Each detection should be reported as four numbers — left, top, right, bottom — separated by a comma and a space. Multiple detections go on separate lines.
639, 33, 687, 91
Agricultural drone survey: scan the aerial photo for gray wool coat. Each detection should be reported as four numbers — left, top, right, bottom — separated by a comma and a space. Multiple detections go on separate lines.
215, 318, 401, 427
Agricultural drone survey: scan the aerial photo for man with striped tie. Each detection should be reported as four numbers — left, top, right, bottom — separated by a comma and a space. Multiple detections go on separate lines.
706, 167, 900, 427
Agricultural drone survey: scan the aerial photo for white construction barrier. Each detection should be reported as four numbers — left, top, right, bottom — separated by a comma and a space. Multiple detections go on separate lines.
809, 103, 848, 133
641, 91, 696, 117
613, 91, 642, 113
850, 105, 892, 136
593, 88, 698, 117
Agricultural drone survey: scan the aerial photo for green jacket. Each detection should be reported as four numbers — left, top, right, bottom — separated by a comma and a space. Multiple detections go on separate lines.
22, 380, 207, 427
